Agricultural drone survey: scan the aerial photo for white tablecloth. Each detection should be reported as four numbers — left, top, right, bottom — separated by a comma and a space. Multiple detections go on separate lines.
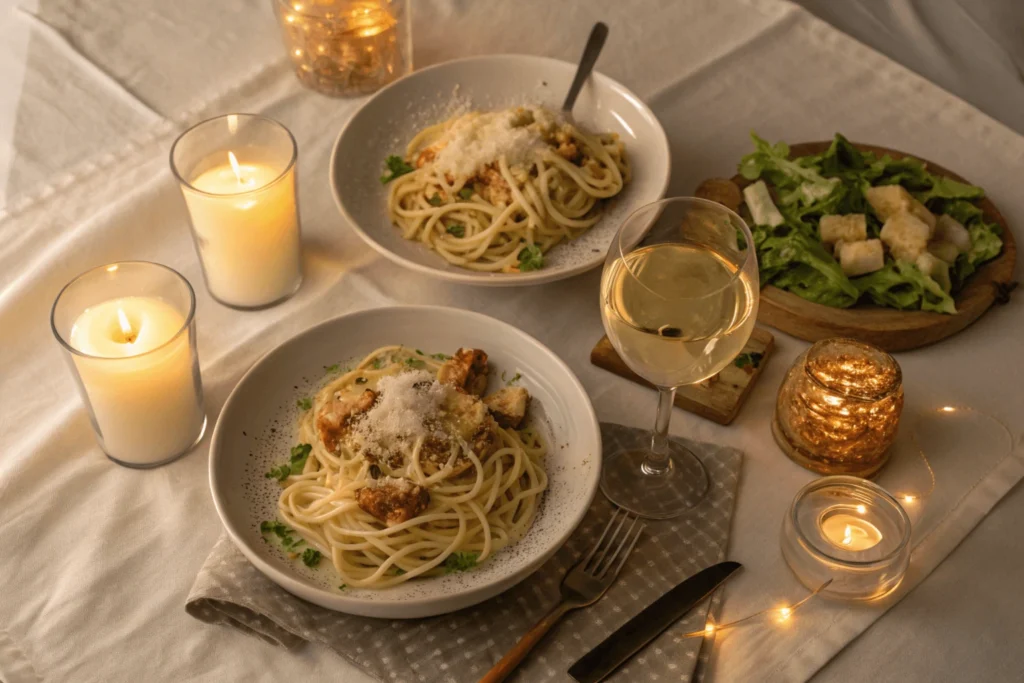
1, 1, 1023, 681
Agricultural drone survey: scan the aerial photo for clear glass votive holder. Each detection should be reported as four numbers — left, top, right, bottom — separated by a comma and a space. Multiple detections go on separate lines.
273, 0, 412, 97
170, 114, 302, 309
51, 262, 207, 468
781, 476, 911, 601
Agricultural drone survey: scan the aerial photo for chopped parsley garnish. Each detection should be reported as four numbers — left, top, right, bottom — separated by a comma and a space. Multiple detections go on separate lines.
265, 443, 312, 481
458, 188, 474, 200
380, 155, 414, 184
734, 352, 764, 369
338, 584, 347, 591
446, 223, 465, 238
444, 551, 479, 573
427, 193, 443, 206
372, 358, 386, 369
405, 357, 426, 369
296, 397, 312, 411
501, 370, 522, 385
260, 520, 304, 550
431, 353, 451, 361
301, 548, 323, 568
393, 567, 406, 576
324, 363, 341, 373
415, 349, 424, 355
518, 244, 544, 272
355, 377, 368, 384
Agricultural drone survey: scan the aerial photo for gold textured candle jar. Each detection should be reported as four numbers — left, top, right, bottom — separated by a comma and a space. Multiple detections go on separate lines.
273, 0, 412, 97
772, 338, 903, 477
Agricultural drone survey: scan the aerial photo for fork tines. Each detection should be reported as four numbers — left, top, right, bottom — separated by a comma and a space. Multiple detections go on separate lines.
582, 508, 644, 580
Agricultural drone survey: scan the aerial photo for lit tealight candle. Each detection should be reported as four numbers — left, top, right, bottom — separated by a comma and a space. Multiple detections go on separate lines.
820, 512, 883, 551
68, 296, 205, 465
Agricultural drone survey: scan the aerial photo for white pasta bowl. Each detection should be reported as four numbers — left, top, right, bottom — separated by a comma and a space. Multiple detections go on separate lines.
209, 305, 602, 618
330, 54, 670, 286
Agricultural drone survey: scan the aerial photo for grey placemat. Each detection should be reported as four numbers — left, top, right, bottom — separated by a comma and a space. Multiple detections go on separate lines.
186, 423, 743, 682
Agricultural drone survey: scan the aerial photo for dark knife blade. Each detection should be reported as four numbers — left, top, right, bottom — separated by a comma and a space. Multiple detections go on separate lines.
568, 561, 741, 683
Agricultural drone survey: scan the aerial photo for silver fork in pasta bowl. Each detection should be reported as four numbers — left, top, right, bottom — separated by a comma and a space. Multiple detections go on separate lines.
479, 508, 645, 683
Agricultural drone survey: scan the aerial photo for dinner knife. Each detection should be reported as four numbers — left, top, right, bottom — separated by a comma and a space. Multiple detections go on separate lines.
567, 561, 741, 683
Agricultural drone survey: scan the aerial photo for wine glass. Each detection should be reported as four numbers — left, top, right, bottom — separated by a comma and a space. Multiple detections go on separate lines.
600, 197, 759, 518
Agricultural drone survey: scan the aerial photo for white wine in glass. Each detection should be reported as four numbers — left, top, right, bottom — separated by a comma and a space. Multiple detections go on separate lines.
600, 198, 759, 518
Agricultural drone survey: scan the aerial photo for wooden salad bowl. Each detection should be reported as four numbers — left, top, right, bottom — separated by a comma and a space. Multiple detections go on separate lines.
696, 141, 1017, 352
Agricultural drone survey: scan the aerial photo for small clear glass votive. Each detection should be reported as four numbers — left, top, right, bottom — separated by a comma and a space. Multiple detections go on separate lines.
170, 114, 302, 309
51, 262, 207, 468
773, 338, 903, 477
782, 476, 911, 601
273, 0, 412, 97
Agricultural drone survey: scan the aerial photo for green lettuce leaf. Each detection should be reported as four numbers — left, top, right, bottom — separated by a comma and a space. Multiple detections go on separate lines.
757, 228, 859, 308
738, 132, 831, 192
853, 261, 956, 314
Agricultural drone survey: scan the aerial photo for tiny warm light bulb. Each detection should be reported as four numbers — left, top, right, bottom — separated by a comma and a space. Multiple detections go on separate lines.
856, 504, 866, 514
106, 264, 118, 273
940, 406, 956, 413
292, 2, 303, 10
903, 494, 916, 503
704, 623, 716, 635
779, 607, 792, 621
293, 48, 303, 57
285, 14, 296, 23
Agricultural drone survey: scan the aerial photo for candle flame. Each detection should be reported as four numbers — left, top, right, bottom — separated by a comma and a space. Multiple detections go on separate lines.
117, 308, 136, 344
841, 525, 853, 546
228, 151, 245, 185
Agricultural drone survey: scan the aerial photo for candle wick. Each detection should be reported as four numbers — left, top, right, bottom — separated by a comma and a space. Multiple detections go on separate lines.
228, 151, 247, 186
116, 308, 137, 344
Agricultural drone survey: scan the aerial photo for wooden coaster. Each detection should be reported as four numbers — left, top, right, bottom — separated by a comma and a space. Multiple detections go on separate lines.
590, 327, 776, 425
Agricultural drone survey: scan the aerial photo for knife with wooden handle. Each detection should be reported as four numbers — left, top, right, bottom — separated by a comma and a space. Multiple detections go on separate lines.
568, 561, 741, 683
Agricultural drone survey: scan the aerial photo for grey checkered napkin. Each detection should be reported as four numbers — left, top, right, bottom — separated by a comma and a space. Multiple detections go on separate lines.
186, 423, 743, 683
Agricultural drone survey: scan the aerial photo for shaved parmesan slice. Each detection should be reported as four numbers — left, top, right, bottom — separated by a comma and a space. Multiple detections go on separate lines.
743, 180, 784, 227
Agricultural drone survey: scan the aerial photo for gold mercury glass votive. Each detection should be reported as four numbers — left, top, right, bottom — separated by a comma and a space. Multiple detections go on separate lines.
773, 338, 903, 478
273, 0, 412, 97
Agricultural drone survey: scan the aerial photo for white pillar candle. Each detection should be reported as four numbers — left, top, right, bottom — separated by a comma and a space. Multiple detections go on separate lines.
69, 296, 205, 465
183, 151, 302, 308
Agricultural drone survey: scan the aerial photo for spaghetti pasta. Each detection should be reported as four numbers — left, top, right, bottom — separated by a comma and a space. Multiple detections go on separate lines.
273, 345, 548, 588
384, 106, 630, 272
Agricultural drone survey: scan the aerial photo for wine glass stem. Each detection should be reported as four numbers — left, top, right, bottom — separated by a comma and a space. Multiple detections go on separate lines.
643, 386, 676, 476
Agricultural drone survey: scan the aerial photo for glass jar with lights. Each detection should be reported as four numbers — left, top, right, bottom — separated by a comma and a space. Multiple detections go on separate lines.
273, 0, 412, 97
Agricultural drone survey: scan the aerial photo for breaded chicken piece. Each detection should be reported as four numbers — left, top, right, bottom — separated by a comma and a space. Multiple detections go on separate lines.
483, 386, 531, 429
356, 477, 430, 526
437, 348, 490, 396
317, 389, 377, 453
421, 390, 500, 475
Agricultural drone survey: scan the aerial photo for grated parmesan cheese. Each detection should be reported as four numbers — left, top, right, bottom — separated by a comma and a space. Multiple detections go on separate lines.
352, 371, 448, 452
432, 109, 547, 178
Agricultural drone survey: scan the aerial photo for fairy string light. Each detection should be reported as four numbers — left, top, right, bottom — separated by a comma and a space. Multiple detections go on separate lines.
677, 579, 834, 640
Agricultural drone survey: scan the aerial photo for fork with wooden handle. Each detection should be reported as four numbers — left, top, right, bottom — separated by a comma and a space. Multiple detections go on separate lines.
478, 509, 645, 683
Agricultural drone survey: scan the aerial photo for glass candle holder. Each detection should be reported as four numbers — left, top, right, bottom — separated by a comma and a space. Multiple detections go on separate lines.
51, 262, 207, 468
773, 338, 903, 477
781, 476, 911, 601
170, 114, 302, 310
273, 0, 412, 97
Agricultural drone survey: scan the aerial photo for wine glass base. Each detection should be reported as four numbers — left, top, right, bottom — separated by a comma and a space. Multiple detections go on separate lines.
600, 437, 710, 519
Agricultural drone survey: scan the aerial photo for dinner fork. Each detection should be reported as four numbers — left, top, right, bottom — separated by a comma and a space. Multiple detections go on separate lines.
478, 508, 645, 683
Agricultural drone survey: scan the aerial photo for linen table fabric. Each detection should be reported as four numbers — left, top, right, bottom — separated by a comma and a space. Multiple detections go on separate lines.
2, 0, 1024, 682
185, 425, 743, 683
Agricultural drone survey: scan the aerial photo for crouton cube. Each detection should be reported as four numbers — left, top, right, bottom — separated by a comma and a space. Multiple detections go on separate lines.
836, 239, 884, 277
865, 185, 936, 231
880, 212, 931, 262
819, 214, 867, 245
